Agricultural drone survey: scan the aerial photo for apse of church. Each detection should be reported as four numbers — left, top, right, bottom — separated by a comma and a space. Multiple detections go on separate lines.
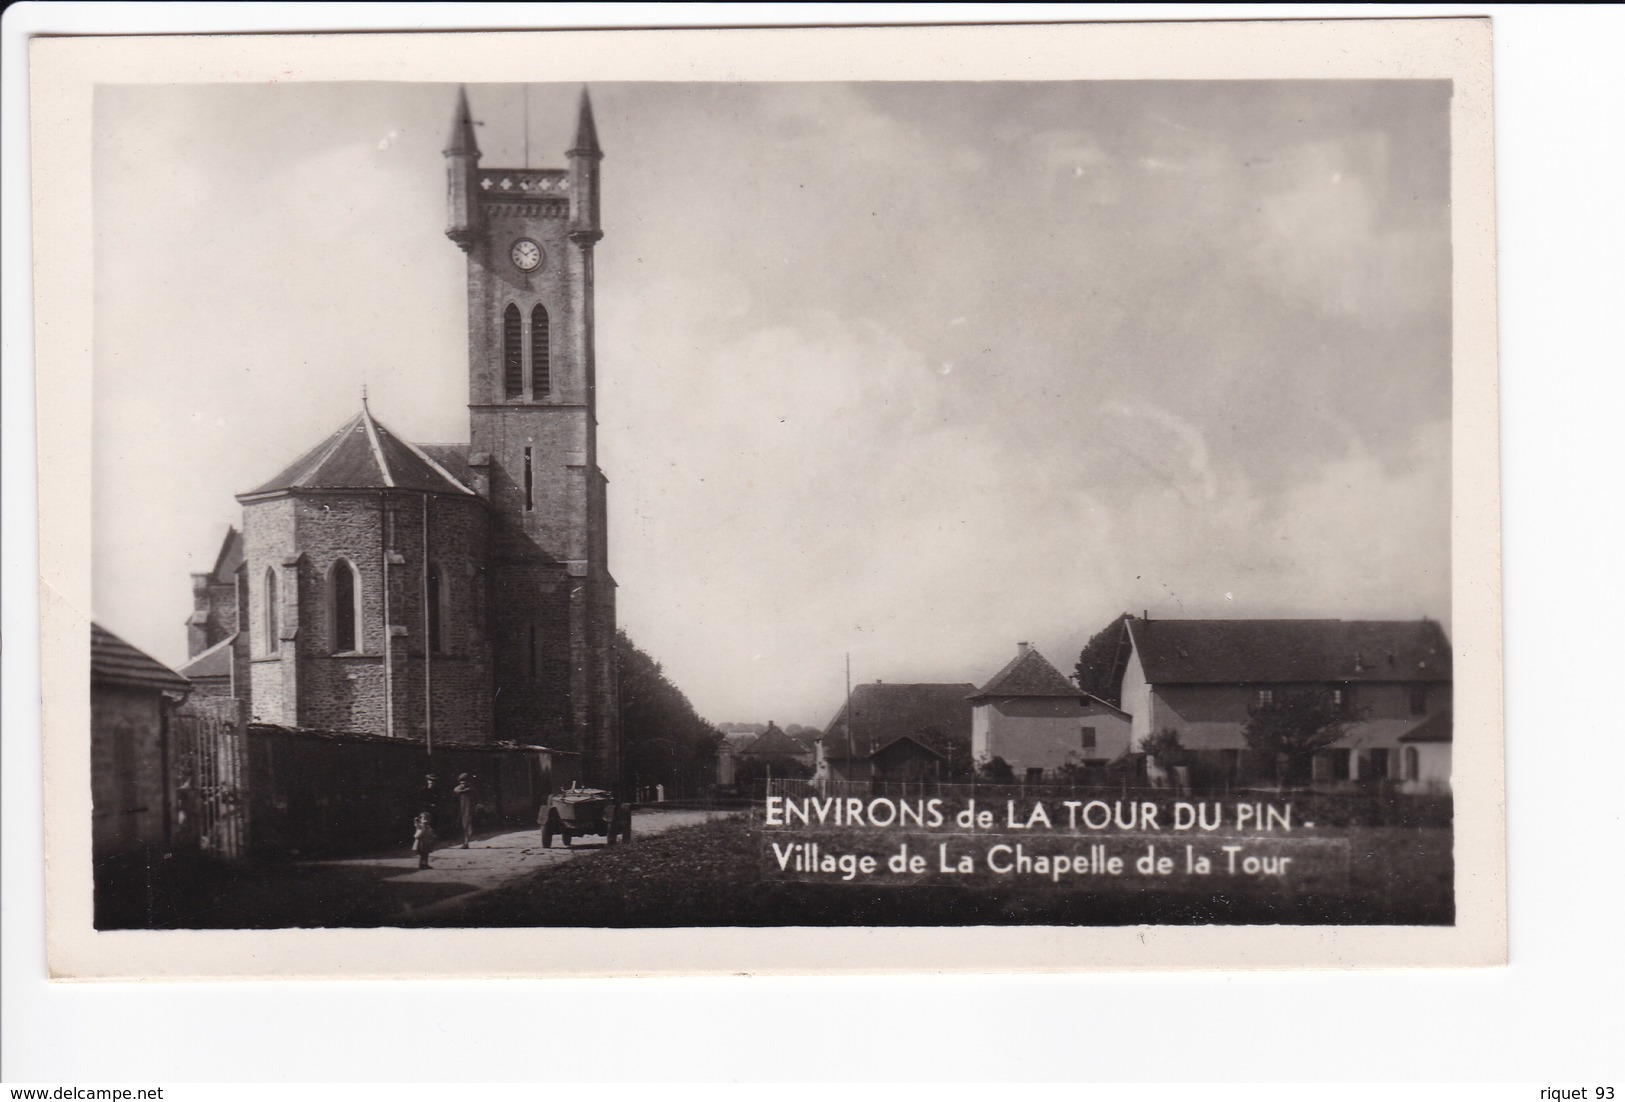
184, 89, 620, 786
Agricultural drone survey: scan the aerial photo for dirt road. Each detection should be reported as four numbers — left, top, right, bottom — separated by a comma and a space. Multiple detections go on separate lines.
159, 808, 729, 929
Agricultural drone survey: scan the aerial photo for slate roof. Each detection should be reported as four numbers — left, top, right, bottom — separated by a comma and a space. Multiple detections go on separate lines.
178, 633, 236, 680
1399, 709, 1453, 744
968, 646, 1084, 702
738, 723, 812, 758
820, 682, 975, 763
241, 404, 475, 499
417, 444, 474, 489
91, 623, 193, 693
1126, 618, 1452, 685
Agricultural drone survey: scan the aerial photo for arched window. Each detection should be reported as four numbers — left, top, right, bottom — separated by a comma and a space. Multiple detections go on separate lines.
263, 567, 279, 655
503, 303, 523, 399
330, 559, 360, 653
530, 303, 551, 397
427, 563, 444, 653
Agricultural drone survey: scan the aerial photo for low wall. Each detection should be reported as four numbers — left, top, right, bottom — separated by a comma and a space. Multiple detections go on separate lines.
244, 723, 578, 859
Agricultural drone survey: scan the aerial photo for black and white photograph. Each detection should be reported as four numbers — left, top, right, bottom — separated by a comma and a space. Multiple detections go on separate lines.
32, 19, 1504, 978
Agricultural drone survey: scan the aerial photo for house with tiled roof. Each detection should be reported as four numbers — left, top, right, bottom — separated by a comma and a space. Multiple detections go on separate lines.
1114, 616, 1453, 790
737, 722, 815, 774
815, 682, 975, 784
91, 624, 193, 871
968, 643, 1131, 783
179, 90, 622, 784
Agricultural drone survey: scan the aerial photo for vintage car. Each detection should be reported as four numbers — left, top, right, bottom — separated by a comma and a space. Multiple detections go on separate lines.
539, 784, 632, 847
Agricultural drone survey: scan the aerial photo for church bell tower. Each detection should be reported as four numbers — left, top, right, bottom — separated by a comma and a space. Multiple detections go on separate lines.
444, 86, 618, 785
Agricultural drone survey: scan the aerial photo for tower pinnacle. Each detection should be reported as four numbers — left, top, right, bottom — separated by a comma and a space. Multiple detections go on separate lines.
444, 85, 481, 157
568, 88, 602, 159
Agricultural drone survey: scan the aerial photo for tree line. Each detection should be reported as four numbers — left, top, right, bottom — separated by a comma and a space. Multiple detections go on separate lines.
617, 628, 723, 797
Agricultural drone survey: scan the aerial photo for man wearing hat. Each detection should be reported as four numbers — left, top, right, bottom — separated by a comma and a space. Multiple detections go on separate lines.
453, 773, 477, 848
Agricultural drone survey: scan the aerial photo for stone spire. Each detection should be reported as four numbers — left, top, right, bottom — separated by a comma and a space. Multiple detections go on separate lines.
568, 87, 601, 158
444, 84, 480, 156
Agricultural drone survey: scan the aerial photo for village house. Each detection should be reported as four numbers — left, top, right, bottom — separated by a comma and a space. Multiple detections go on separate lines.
1111, 617, 1453, 791
968, 643, 1131, 783
735, 721, 815, 779
814, 682, 974, 785
90, 624, 194, 918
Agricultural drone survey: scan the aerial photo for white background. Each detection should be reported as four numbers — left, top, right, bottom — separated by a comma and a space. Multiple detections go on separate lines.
4, 3, 1622, 1085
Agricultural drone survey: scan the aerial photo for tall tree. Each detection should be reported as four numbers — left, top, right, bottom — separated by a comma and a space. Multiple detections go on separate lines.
1242, 689, 1366, 789
1074, 613, 1132, 706
617, 629, 722, 797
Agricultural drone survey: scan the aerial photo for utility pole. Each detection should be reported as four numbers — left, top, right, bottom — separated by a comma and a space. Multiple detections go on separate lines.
845, 652, 854, 791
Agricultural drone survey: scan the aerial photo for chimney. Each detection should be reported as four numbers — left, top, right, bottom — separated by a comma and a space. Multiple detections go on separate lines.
1017, 641, 1032, 656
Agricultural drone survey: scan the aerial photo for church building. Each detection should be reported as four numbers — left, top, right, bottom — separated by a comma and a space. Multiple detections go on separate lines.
181, 88, 621, 785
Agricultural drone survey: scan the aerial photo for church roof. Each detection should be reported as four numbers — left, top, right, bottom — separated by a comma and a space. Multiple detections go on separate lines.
968, 645, 1084, 702
241, 403, 475, 499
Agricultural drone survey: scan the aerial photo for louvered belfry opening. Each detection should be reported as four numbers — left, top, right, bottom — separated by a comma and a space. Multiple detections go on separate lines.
530, 303, 551, 397
503, 303, 523, 398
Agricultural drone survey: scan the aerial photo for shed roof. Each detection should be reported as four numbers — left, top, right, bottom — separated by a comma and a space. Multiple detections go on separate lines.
91, 623, 193, 693
1399, 709, 1453, 744
241, 403, 474, 499
178, 633, 236, 680
1127, 618, 1451, 685
868, 733, 946, 762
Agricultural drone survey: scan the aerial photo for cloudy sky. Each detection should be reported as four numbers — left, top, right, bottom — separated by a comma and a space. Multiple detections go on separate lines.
93, 80, 1451, 728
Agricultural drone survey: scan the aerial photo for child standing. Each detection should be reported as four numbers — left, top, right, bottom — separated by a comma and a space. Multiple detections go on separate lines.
412, 811, 437, 869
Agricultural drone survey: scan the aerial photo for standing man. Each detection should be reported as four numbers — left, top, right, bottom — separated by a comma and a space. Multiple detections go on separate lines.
454, 773, 477, 848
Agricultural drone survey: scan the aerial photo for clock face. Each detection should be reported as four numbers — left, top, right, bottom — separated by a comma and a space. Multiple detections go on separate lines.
510, 238, 543, 272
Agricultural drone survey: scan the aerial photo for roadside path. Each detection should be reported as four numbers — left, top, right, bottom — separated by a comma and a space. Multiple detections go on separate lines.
164, 808, 727, 928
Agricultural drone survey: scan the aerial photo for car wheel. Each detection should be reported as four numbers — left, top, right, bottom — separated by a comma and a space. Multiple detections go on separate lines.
541, 824, 553, 848
562, 831, 572, 847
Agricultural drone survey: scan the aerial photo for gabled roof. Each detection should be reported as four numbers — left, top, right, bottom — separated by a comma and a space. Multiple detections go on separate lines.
738, 723, 811, 758
92, 623, 192, 694
240, 403, 475, 500
1127, 618, 1452, 685
178, 633, 237, 680
205, 527, 244, 583
1400, 708, 1453, 744
968, 646, 1083, 702
868, 733, 946, 762
820, 682, 975, 762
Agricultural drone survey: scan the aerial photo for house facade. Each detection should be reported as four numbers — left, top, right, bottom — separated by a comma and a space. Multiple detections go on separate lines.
969, 643, 1131, 783
91, 624, 194, 866
1114, 617, 1452, 790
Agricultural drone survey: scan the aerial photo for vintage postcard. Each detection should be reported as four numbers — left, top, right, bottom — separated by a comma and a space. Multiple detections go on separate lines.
32, 18, 1503, 978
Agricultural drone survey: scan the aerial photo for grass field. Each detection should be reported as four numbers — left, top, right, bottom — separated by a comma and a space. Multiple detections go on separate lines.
436, 813, 1453, 927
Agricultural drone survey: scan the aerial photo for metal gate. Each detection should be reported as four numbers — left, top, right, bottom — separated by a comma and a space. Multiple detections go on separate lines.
172, 696, 248, 860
